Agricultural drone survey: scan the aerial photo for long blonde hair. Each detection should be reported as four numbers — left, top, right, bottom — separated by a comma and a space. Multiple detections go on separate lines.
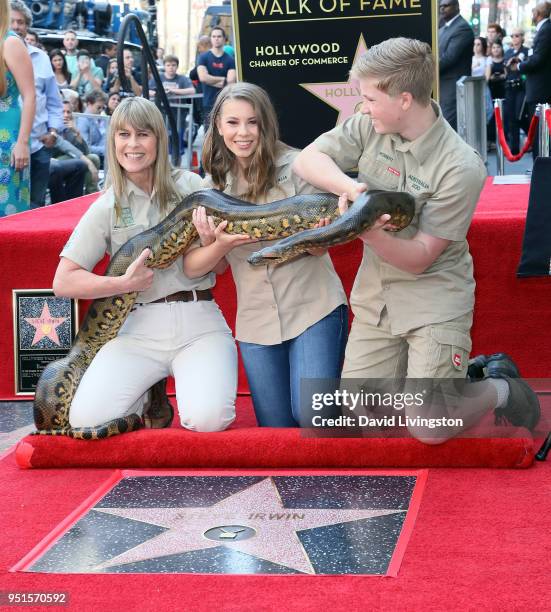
105, 97, 181, 216
0, 0, 10, 97
202, 82, 280, 202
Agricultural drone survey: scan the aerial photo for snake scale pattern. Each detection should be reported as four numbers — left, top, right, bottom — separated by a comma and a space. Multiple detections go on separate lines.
33, 188, 415, 439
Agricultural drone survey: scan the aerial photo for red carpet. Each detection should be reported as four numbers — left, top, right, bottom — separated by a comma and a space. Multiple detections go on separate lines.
1, 453, 550, 609
15, 397, 535, 470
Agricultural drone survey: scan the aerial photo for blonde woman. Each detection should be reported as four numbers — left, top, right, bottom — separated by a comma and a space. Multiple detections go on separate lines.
0, 0, 35, 216
183, 83, 348, 427
53, 97, 237, 433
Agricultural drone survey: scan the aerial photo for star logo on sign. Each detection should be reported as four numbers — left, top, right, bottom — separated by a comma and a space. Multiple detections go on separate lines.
300, 35, 368, 125
93, 477, 403, 574
24, 301, 67, 346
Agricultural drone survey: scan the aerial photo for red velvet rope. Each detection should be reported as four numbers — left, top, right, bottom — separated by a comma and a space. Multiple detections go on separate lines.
546, 109, 551, 137
494, 105, 539, 162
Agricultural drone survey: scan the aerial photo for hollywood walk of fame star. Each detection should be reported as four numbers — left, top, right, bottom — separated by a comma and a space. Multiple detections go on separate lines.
300, 35, 368, 126
24, 301, 67, 346
93, 477, 404, 574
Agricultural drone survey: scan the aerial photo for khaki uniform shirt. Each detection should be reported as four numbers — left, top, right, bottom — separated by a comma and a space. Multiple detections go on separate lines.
61, 170, 215, 303
203, 145, 347, 345
314, 102, 487, 335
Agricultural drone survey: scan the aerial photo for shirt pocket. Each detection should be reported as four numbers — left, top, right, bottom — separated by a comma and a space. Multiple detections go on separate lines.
110, 225, 146, 257
358, 154, 400, 191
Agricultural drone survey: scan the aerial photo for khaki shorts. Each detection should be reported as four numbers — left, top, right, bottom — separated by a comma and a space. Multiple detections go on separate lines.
342, 308, 473, 380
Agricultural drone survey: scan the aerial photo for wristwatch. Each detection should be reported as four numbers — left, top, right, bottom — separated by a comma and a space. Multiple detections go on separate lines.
48, 128, 58, 136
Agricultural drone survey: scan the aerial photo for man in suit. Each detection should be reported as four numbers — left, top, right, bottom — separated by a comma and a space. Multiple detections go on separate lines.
438, 0, 474, 131
510, 1, 551, 158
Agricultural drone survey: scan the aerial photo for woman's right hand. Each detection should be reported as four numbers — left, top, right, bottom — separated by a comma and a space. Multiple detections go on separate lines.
123, 248, 154, 292
11, 141, 30, 171
192, 206, 217, 246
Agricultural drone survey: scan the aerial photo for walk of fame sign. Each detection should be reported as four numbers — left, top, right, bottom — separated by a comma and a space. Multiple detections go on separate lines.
232, 0, 438, 149
20, 473, 426, 576
12, 290, 78, 395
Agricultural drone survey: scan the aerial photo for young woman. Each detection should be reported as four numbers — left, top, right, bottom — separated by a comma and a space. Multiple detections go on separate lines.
49, 48, 71, 89
53, 97, 237, 433
105, 91, 121, 116
486, 41, 507, 101
0, 0, 35, 216
183, 82, 348, 427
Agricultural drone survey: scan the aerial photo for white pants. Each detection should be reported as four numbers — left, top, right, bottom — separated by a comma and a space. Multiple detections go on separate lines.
69, 300, 237, 432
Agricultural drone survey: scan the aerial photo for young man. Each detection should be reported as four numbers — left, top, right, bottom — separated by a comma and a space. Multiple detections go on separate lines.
293, 37, 540, 441
148, 55, 195, 99
197, 26, 236, 127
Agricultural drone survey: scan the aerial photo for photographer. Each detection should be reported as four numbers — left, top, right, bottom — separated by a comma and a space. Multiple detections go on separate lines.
70, 50, 103, 98
503, 28, 529, 155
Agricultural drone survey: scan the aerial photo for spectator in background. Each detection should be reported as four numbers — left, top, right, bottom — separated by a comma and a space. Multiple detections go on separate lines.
62, 30, 78, 71
438, 0, 474, 130
486, 41, 507, 149
149, 54, 195, 99
156, 46, 164, 67
109, 49, 142, 97
49, 48, 71, 89
60, 87, 82, 112
76, 90, 107, 165
105, 91, 121, 115
471, 36, 493, 124
56, 100, 100, 194
103, 57, 118, 93
486, 23, 505, 52
95, 41, 116, 77
503, 28, 528, 155
70, 49, 103, 97
10, 0, 64, 209
24, 29, 40, 48
513, 1, 551, 159
197, 27, 236, 128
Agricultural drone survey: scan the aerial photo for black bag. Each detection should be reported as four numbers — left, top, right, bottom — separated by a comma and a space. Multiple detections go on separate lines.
517, 157, 551, 276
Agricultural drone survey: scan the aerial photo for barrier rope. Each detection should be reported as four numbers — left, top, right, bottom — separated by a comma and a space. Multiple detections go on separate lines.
494, 105, 539, 162
546, 109, 551, 137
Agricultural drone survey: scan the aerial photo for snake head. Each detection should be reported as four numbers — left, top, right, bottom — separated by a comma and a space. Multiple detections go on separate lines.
247, 247, 282, 266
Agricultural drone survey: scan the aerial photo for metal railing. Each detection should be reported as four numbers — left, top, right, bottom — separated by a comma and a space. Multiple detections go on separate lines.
116, 13, 181, 166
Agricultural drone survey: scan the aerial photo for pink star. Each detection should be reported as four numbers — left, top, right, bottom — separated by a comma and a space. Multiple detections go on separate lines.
300, 35, 368, 125
93, 477, 403, 574
24, 302, 67, 346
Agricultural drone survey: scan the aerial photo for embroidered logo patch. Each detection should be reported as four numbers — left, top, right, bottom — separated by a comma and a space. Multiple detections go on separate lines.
387, 167, 400, 177
453, 353, 462, 368
115, 207, 135, 229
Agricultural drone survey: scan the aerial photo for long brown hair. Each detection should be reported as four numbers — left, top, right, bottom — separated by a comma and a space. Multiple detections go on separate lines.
0, 0, 9, 97
202, 82, 280, 201
105, 97, 181, 216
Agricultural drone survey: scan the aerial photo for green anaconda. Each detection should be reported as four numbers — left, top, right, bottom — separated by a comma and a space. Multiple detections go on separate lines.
33, 188, 415, 439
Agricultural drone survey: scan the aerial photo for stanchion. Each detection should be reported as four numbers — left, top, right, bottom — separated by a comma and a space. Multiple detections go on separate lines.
539, 103, 550, 157
494, 99, 505, 175
494, 103, 539, 165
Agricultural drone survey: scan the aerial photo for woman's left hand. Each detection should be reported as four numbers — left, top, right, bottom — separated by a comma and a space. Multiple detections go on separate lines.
11, 141, 30, 171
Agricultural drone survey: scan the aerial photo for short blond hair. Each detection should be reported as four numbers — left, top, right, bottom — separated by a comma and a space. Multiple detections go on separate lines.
351, 37, 434, 106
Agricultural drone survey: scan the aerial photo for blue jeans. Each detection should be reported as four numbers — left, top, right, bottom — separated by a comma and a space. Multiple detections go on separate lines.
239, 304, 348, 427
30, 146, 51, 209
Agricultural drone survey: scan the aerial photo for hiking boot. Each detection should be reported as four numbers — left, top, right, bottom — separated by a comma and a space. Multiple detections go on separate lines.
467, 353, 520, 380
494, 375, 540, 431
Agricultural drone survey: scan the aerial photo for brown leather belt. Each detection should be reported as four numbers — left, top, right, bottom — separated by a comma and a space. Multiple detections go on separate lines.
149, 289, 213, 304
